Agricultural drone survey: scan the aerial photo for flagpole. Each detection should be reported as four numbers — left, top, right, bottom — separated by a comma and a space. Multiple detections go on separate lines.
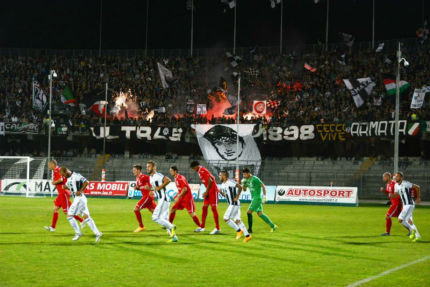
190, 0, 194, 57
325, 0, 329, 51
102, 82, 108, 170
280, 0, 283, 55
236, 74, 240, 182
394, 42, 401, 173
372, 0, 375, 49
47, 71, 54, 179
233, 0, 237, 55
32, 80, 35, 108
98, 0, 103, 57
145, 0, 149, 57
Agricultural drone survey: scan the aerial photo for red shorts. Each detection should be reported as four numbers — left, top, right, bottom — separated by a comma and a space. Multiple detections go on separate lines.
54, 193, 72, 213
136, 197, 156, 210
172, 198, 196, 214
386, 204, 402, 218
203, 192, 219, 207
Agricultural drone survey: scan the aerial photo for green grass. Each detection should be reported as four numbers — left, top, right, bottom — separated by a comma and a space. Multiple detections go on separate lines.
0, 197, 429, 287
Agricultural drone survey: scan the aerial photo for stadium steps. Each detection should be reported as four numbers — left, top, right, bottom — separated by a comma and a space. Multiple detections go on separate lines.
33, 158, 46, 179
90, 154, 111, 181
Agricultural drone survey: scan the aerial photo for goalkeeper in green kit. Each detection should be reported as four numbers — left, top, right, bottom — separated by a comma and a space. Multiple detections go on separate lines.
242, 168, 278, 233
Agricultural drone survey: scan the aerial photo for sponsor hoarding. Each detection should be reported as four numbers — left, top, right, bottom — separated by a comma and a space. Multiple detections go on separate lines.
275, 186, 358, 206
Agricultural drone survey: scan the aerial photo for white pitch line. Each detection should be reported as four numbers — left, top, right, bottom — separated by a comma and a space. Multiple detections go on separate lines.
346, 255, 430, 287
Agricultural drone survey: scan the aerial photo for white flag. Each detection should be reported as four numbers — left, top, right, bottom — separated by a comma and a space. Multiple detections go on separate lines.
157, 62, 173, 89
196, 104, 207, 115
32, 81, 47, 111
410, 88, 428, 109
375, 42, 384, 53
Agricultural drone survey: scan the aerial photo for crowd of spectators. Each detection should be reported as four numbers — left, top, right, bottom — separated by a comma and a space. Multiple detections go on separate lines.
1, 39, 430, 133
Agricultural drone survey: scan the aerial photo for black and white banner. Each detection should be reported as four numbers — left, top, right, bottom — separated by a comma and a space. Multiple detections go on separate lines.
193, 124, 262, 172
347, 120, 408, 137
90, 126, 184, 141
0, 122, 4, 136
343, 78, 376, 108
4, 122, 40, 134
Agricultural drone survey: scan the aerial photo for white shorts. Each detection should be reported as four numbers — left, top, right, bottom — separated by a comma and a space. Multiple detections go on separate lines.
399, 204, 414, 222
152, 199, 170, 221
224, 205, 241, 222
68, 195, 90, 217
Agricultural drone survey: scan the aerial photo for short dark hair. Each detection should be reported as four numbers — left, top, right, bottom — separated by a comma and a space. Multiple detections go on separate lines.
220, 170, 229, 178
170, 165, 178, 172
147, 160, 156, 167
190, 161, 200, 168
397, 171, 404, 178
133, 164, 142, 171
243, 167, 251, 173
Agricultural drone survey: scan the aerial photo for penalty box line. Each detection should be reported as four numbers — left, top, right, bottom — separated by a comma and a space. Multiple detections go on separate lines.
345, 255, 430, 287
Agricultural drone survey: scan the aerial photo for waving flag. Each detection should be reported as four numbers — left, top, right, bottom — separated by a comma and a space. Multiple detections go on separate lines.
157, 62, 173, 89
61, 86, 77, 106
384, 79, 410, 96
343, 78, 376, 108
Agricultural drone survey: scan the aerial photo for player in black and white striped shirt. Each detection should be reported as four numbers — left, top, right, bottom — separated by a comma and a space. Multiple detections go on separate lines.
219, 170, 251, 242
60, 167, 102, 242
147, 160, 178, 242
394, 172, 422, 242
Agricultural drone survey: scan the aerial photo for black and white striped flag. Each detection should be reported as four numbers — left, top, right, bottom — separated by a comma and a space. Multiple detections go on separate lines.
343, 78, 376, 108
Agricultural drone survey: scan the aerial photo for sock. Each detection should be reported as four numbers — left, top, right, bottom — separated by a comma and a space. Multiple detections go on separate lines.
74, 215, 84, 223
134, 210, 144, 228
169, 211, 176, 223
401, 220, 412, 231
238, 221, 250, 237
211, 205, 220, 230
153, 217, 173, 230
51, 212, 59, 228
67, 216, 81, 234
410, 223, 421, 238
247, 213, 253, 232
386, 217, 392, 234
259, 213, 275, 228
226, 219, 239, 231
201, 205, 209, 228
85, 218, 101, 235
192, 215, 201, 227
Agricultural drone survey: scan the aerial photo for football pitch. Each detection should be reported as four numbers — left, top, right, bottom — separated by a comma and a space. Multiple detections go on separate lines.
0, 197, 429, 287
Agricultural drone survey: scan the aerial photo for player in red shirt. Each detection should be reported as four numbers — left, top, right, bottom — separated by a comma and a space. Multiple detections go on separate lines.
133, 164, 156, 233
190, 161, 220, 234
168, 166, 202, 228
380, 172, 404, 236
44, 160, 83, 232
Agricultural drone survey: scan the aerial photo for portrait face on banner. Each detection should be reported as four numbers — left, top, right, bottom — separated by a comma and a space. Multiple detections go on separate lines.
203, 125, 245, 161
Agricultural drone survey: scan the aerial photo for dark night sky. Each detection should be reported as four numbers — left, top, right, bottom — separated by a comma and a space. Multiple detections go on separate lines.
0, 0, 428, 50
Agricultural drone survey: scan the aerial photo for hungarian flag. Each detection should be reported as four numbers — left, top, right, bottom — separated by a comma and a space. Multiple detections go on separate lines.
90, 101, 109, 118
61, 86, 77, 106
384, 79, 410, 96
